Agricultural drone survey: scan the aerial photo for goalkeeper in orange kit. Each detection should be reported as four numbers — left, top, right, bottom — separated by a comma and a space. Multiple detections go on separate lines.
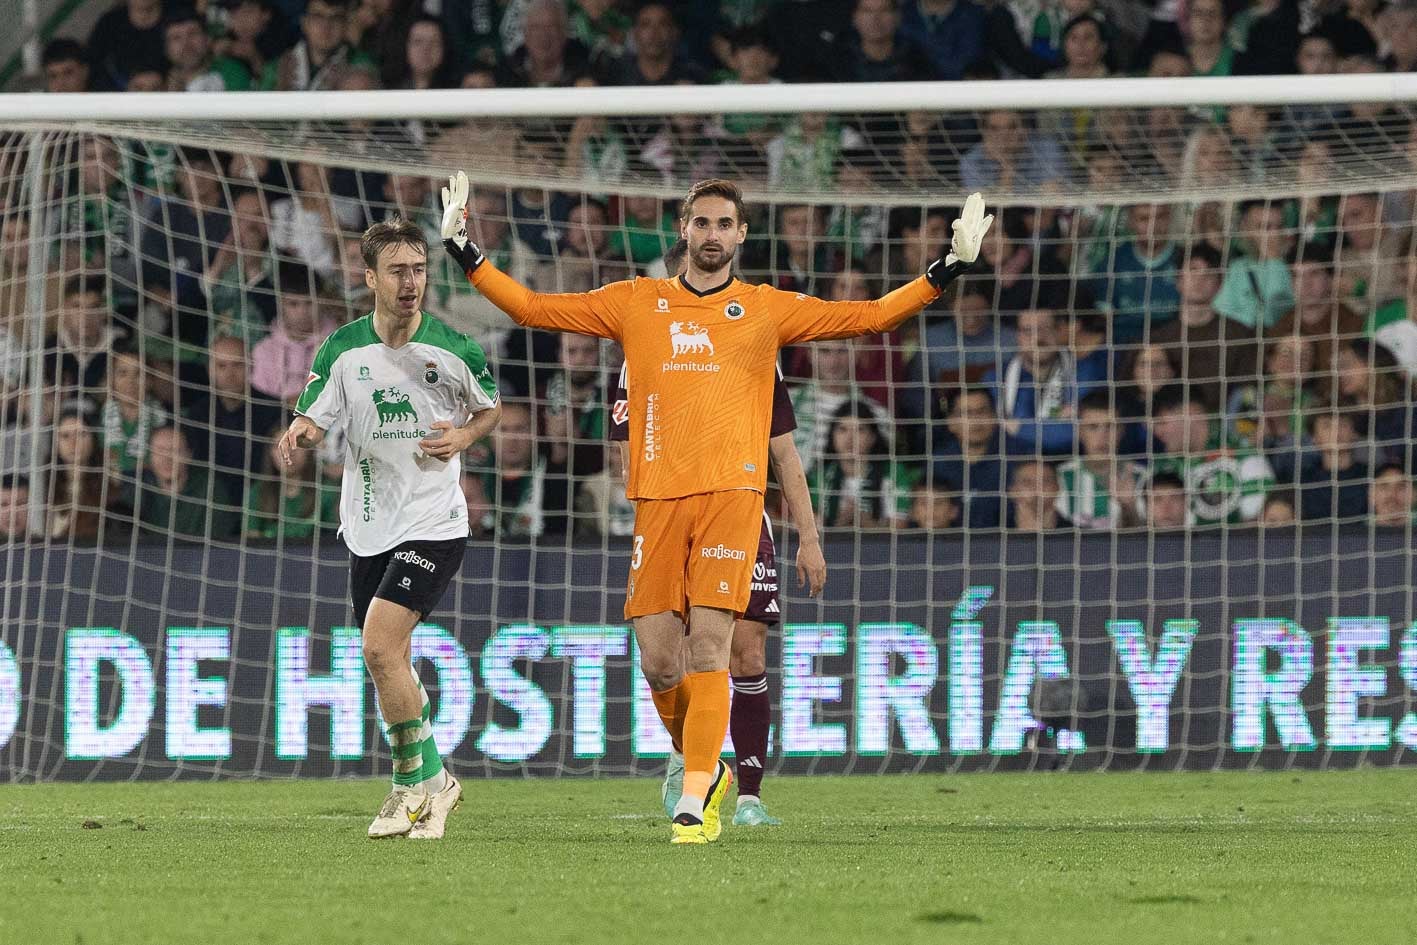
441, 173, 992, 843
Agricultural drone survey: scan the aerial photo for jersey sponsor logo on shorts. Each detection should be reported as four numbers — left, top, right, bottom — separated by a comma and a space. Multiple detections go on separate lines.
399, 576, 412, 589
394, 549, 437, 572
724, 300, 745, 320
373, 387, 419, 426
643, 394, 659, 462
702, 543, 747, 561
751, 560, 778, 592
763, 599, 779, 614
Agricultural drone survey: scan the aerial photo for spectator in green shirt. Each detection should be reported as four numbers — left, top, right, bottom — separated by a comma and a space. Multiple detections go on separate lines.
1056, 391, 1147, 530
1152, 384, 1275, 525
137, 425, 240, 540
608, 194, 677, 266
1213, 200, 1294, 329
810, 400, 918, 530
102, 344, 170, 481
245, 422, 340, 540
164, 8, 254, 92
1185, 0, 1236, 77
1224, 335, 1314, 480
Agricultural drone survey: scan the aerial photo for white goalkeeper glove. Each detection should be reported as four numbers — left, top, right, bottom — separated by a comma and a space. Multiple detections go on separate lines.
440, 170, 485, 275
926, 192, 994, 291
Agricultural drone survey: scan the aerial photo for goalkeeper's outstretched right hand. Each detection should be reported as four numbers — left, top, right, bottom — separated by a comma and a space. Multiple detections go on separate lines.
440, 170, 485, 276
925, 192, 993, 292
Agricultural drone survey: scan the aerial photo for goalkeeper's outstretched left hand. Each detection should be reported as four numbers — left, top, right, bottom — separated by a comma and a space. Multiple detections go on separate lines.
440, 170, 485, 276
925, 192, 993, 291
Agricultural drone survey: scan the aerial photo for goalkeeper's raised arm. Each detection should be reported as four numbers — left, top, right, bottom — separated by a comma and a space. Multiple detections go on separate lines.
440, 171, 631, 341
439, 171, 991, 347
771, 192, 994, 346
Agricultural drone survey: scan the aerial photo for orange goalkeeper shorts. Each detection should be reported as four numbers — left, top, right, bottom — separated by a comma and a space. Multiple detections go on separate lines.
624, 490, 765, 620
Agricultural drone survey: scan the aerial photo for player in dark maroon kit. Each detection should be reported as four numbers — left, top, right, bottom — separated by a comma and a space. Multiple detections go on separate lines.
608, 239, 826, 826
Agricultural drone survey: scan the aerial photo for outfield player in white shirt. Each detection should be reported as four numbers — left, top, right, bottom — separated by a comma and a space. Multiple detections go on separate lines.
279, 218, 501, 840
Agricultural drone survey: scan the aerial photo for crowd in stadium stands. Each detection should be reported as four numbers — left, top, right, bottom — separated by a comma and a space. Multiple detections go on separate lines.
1, 0, 1416, 541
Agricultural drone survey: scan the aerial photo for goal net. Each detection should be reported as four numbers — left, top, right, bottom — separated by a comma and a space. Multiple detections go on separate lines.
1, 77, 1416, 781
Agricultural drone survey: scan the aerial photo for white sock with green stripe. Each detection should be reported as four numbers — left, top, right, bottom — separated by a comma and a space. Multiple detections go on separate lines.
409, 669, 448, 794
388, 717, 425, 789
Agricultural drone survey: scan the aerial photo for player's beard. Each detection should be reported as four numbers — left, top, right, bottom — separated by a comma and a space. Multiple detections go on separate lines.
689, 240, 735, 277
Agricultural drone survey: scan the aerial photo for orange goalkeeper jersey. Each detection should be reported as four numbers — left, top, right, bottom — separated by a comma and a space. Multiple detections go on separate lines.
470, 264, 940, 500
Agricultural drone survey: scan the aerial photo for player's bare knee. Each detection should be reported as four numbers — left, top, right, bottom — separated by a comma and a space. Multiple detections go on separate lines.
361, 636, 401, 681
685, 629, 732, 674
730, 621, 768, 676
729, 646, 766, 677
639, 649, 683, 691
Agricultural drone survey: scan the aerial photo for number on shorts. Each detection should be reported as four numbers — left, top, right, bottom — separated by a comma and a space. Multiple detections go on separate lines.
631, 535, 644, 570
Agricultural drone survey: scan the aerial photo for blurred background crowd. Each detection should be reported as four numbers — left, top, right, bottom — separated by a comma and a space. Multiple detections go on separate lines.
2, 0, 1417, 543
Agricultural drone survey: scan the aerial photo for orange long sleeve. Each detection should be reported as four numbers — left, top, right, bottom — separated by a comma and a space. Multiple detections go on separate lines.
469, 261, 633, 341
772, 276, 941, 346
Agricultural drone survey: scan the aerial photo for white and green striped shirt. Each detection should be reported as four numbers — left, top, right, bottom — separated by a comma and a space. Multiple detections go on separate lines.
295, 312, 499, 556
1056, 460, 1147, 530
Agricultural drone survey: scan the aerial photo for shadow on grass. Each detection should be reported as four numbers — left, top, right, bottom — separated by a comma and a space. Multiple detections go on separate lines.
916, 910, 984, 924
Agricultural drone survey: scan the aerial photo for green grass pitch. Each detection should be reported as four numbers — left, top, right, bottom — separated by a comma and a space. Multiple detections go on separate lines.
2, 770, 1413, 945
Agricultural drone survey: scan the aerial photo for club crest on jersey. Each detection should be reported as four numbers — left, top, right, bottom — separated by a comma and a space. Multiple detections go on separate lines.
423, 361, 439, 385
724, 300, 745, 320
373, 387, 419, 426
358, 365, 371, 380
669, 321, 714, 356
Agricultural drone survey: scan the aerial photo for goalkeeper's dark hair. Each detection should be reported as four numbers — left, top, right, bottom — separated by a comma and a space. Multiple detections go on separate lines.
361, 217, 429, 270
679, 179, 746, 226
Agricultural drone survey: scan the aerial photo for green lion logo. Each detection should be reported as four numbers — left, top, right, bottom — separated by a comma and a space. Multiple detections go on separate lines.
373, 387, 419, 426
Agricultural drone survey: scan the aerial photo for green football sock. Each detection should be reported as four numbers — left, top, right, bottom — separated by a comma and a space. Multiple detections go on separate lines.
388, 717, 424, 787
412, 673, 445, 791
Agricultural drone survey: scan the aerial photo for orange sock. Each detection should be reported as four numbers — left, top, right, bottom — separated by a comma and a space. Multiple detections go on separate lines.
649, 680, 690, 752
680, 670, 731, 801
